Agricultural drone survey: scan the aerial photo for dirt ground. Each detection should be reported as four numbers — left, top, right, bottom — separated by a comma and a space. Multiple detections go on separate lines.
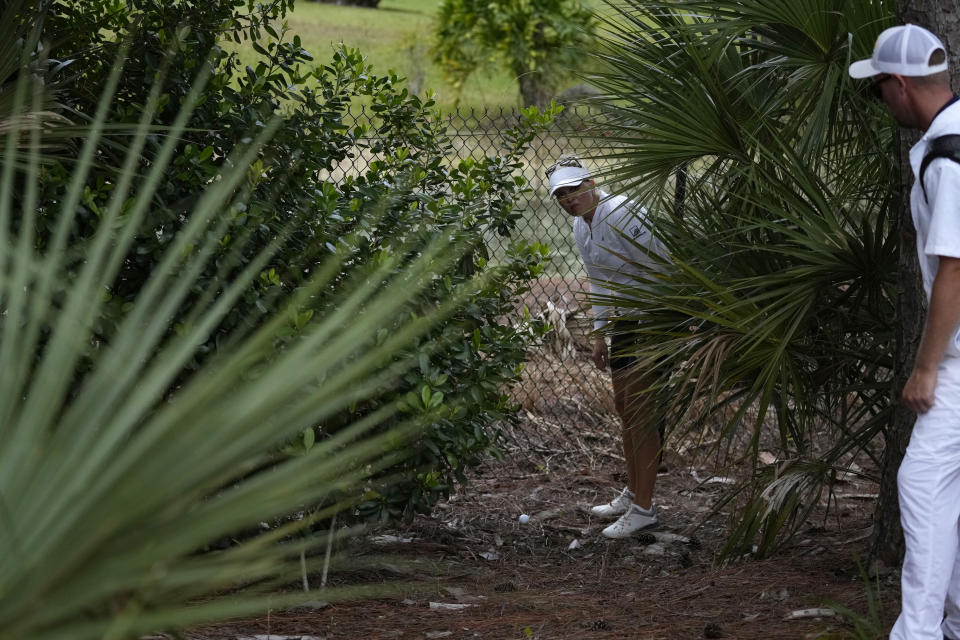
193, 412, 900, 638
190, 298, 902, 640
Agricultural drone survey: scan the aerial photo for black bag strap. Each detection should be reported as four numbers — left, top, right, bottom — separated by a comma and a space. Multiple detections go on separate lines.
920, 134, 960, 203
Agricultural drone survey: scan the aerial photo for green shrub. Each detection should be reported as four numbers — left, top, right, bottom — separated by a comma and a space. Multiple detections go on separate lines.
433, 0, 596, 107
0, 44, 512, 640
32, 0, 552, 522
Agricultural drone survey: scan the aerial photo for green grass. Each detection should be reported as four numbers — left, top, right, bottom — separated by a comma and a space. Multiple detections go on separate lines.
250, 0, 519, 111
228, 0, 607, 112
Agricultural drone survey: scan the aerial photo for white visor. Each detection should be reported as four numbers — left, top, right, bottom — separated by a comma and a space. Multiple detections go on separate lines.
548, 166, 592, 196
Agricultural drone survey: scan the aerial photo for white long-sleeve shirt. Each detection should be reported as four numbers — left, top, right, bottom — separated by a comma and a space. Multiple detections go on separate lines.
572, 191, 666, 331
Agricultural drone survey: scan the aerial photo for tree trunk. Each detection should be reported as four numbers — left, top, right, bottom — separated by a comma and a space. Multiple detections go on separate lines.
514, 63, 552, 108
871, 0, 960, 566
872, 129, 921, 566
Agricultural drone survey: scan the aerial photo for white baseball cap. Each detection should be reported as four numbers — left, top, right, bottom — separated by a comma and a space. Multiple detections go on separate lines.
849, 24, 948, 79
548, 165, 592, 196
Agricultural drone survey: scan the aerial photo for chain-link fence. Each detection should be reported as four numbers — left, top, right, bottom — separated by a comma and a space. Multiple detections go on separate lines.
333, 105, 624, 447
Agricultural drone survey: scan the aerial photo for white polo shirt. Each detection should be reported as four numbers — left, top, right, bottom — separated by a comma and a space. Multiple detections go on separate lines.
573, 190, 666, 331
909, 98, 960, 357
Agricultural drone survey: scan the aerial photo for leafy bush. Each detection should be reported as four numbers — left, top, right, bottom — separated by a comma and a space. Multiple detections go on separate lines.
433, 0, 596, 107
0, 46, 511, 640
30, 0, 551, 521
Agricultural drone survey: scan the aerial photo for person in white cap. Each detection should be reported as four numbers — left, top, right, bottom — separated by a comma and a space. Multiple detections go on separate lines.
545, 155, 667, 539
850, 23, 960, 640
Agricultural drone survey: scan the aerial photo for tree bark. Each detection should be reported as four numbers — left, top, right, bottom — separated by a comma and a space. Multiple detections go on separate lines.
515, 63, 552, 108
872, 126, 920, 566
871, 0, 960, 566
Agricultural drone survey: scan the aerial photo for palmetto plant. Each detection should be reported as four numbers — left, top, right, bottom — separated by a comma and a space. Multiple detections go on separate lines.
586, 0, 898, 556
0, 38, 526, 640
0, 0, 83, 162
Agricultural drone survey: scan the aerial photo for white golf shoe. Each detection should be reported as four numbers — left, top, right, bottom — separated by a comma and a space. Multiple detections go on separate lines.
601, 504, 658, 539
589, 487, 634, 518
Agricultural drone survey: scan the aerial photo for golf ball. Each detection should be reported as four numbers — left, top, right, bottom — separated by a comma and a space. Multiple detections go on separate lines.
518, 514, 530, 524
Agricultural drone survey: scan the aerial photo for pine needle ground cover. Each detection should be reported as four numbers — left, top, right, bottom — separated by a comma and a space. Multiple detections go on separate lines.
190, 421, 894, 640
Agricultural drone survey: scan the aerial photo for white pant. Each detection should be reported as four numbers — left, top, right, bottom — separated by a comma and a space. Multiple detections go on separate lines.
891, 358, 960, 640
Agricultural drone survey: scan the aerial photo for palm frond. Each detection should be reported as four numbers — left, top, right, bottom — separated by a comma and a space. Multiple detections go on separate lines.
585, 0, 897, 556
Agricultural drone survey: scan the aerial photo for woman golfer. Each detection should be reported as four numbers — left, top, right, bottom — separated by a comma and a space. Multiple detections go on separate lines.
547, 156, 666, 538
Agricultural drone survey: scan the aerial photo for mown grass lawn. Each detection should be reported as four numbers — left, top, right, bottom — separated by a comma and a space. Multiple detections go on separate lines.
230, 0, 600, 112
288, 0, 520, 111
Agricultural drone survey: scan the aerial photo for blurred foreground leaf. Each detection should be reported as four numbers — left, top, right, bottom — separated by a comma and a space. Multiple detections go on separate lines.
0, 38, 497, 640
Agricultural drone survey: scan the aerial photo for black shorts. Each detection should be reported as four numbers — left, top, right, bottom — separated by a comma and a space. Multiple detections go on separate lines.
608, 319, 642, 373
